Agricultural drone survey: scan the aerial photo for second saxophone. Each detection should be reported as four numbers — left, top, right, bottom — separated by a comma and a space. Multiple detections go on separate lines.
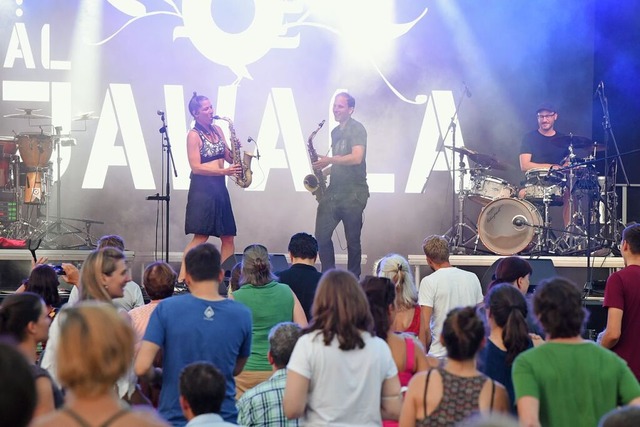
303, 119, 327, 202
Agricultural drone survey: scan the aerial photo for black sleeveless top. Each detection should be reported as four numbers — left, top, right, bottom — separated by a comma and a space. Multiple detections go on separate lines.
62, 406, 130, 427
416, 368, 495, 426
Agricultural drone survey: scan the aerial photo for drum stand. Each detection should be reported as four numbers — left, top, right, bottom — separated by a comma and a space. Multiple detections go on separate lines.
32, 134, 99, 249
555, 159, 605, 255
554, 160, 587, 253
531, 188, 562, 255
444, 155, 478, 254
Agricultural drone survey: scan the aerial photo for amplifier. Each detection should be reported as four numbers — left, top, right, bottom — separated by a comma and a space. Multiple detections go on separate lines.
0, 191, 17, 224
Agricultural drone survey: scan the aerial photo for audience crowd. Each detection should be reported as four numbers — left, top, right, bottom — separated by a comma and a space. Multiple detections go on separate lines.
1, 226, 640, 426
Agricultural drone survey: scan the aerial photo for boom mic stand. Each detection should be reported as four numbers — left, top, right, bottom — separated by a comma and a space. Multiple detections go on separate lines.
596, 81, 628, 252
146, 111, 177, 263
423, 83, 472, 253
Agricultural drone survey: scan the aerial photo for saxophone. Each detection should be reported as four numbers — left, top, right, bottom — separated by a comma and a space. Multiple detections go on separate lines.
303, 119, 326, 202
215, 115, 253, 188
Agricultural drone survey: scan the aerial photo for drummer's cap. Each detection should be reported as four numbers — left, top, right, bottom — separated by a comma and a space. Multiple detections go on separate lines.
536, 102, 557, 114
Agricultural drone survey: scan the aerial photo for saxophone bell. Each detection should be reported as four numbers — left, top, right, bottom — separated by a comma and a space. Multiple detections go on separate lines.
304, 174, 319, 193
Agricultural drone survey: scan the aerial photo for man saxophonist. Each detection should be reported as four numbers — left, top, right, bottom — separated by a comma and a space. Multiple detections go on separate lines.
312, 92, 369, 278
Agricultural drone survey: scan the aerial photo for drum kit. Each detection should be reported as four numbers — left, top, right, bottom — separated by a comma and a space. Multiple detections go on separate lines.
0, 108, 100, 248
446, 135, 608, 256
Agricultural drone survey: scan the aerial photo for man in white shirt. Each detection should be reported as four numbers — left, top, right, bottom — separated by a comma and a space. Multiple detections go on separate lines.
418, 235, 483, 357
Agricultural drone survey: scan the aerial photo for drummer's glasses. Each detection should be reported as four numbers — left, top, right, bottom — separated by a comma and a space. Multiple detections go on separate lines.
537, 113, 555, 119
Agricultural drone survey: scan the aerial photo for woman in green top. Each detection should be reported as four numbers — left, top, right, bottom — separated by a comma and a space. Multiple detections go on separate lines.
232, 244, 308, 398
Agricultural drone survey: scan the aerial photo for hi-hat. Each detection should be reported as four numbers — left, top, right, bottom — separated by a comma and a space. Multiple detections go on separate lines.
72, 112, 99, 121
444, 145, 510, 170
3, 108, 51, 119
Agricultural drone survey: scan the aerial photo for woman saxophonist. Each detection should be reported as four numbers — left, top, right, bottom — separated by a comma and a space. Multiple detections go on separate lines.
178, 92, 243, 284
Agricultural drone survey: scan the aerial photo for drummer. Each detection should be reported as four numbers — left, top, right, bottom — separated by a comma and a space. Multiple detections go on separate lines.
519, 103, 568, 172
519, 103, 570, 225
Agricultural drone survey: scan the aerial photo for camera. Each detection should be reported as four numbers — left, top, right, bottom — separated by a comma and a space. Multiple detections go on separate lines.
51, 265, 65, 275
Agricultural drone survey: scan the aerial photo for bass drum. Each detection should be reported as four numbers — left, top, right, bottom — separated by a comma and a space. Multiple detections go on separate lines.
478, 198, 542, 255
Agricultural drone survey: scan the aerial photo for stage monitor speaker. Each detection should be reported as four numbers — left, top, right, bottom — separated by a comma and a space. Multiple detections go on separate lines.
480, 258, 558, 294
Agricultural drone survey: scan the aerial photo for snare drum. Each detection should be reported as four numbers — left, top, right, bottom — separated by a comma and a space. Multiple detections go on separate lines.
522, 184, 565, 206
478, 198, 542, 255
523, 167, 565, 206
468, 175, 515, 205
525, 167, 565, 185
17, 133, 53, 204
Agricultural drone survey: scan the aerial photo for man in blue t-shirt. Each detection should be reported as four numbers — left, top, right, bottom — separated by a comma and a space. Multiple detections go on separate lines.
135, 243, 252, 426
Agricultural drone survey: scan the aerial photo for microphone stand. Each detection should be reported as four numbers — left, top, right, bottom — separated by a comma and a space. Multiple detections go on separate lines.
424, 84, 471, 252
596, 82, 628, 251
146, 113, 177, 263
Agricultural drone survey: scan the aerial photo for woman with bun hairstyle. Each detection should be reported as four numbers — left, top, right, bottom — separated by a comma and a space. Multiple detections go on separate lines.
400, 307, 509, 426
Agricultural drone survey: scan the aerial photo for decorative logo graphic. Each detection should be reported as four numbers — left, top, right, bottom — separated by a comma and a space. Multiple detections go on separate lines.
204, 305, 215, 320
101, 0, 428, 101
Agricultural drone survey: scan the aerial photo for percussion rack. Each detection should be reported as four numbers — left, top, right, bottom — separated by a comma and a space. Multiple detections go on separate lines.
32, 127, 100, 249
0, 110, 101, 249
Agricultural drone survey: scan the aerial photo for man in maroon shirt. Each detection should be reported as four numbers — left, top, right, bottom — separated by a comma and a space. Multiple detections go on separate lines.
599, 223, 640, 380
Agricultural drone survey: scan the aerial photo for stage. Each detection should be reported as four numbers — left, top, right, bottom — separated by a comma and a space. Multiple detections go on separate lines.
0, 249, 612, 335
0, 248, 620, 294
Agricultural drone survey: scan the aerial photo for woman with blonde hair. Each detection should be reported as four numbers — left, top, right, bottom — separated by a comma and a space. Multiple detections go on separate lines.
31, 302, 168, 426
284, 269, 401, 426
376, 254, 426, 346
40, 247, 133, 398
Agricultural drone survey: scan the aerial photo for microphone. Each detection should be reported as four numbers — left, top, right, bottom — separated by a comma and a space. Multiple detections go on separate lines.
157, 110, 164, 116
463, 82, 472, 98
213, 115, 221, 120
247, 136, 261, 160
318, 119, 326, 128
512, 215, 528, 227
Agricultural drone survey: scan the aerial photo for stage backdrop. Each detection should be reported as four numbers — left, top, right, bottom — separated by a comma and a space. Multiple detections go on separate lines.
0, 0, 604, 276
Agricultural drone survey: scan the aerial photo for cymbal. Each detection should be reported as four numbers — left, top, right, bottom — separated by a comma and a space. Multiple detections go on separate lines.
72, 111, 99, 121
550, 134, 595, 149
473, 154, 510, 171
444, 145, 510, 170
444, 145, 475, 157
3, 108, 51, 119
